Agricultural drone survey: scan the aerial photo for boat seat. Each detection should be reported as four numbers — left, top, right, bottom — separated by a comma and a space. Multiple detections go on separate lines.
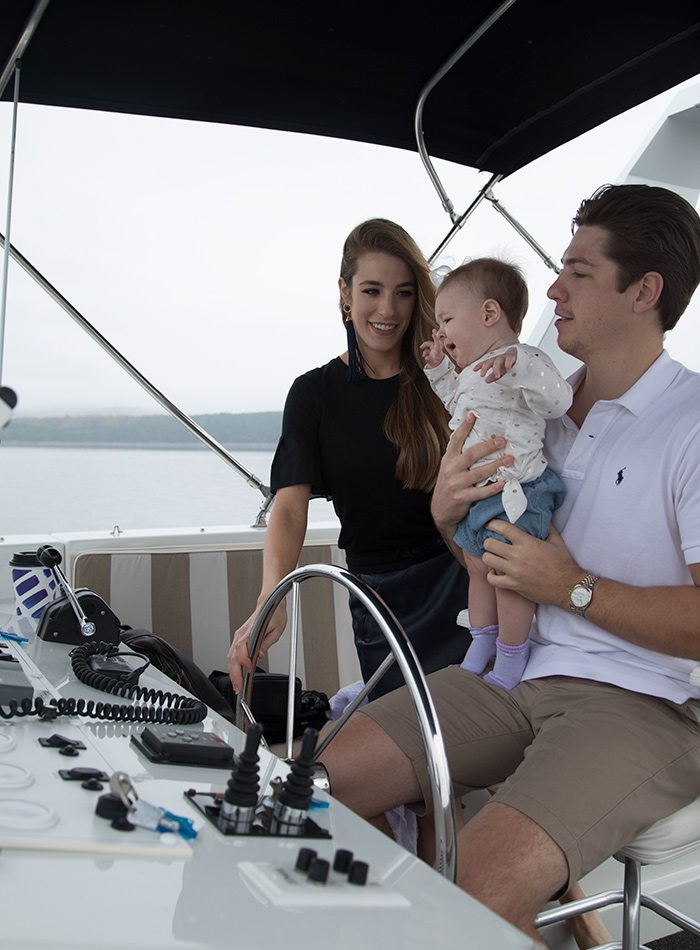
534, 792, 700, 948
72, 542, 362, 698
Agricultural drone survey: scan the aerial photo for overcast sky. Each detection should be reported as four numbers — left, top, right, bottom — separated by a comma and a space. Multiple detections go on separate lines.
1, 74, 699, 418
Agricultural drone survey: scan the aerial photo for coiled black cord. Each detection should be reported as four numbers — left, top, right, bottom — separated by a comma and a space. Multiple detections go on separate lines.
72, 641, 151, 693
0, 642, 207, 724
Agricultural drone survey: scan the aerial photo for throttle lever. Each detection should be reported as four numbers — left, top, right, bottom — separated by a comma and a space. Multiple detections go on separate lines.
36, 545, 97, 638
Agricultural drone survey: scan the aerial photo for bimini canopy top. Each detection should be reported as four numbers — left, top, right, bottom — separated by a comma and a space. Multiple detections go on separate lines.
2, 1, 699, 178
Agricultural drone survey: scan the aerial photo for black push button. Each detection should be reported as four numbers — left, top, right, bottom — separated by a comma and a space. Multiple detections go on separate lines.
295, 847, 317, 872
333, 848, 353, 873
348, 860, 369, 886
307, 857, 330, 883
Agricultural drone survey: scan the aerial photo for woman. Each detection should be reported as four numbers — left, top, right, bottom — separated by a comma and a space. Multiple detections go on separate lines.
227, 218, 469, 699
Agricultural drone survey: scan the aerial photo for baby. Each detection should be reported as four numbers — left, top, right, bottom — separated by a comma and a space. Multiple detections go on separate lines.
422, 259, 573, 689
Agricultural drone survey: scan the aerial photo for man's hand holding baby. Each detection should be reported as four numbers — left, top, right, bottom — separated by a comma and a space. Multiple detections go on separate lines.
431, 416, 514, 555
482, 521, 582, 607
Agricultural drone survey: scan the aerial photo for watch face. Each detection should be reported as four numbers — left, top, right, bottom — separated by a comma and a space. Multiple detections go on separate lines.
571, 585, 592, 608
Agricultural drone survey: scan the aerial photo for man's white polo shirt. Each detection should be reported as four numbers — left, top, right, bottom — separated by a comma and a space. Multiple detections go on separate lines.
524, 350, 700, 703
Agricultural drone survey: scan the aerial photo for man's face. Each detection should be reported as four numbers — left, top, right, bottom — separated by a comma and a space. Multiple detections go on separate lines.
547, 225, 639, 362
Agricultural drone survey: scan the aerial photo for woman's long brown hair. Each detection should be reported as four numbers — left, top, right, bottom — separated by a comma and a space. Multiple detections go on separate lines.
339, 219, 450, 492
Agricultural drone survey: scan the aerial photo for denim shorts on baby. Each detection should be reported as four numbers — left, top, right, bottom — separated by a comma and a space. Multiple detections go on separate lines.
454, 465, 565, 557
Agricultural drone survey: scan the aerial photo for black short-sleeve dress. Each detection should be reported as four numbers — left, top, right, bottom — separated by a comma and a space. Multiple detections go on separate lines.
271, 357, 469, 697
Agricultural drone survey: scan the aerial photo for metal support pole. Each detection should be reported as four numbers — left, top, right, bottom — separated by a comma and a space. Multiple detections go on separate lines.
284, 581, 301, 761
0, 61, 21, 382
0, 231, 274, 517
485, 189, 561, 273
621, 857, 641, 949
0, 0, 51, 100
428, 173, 500, 264
313, 653, 395, 759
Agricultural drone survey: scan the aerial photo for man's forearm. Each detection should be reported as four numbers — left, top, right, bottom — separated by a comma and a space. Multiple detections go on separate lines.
482, 521, 700, 659
554, 574, 700, 659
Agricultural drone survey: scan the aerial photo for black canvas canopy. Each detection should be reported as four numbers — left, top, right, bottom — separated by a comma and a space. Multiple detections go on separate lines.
2, 2, 699, 179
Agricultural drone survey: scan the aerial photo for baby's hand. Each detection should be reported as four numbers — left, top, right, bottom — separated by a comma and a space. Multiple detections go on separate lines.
474, 346, 518, 382
420, 329, 444, 368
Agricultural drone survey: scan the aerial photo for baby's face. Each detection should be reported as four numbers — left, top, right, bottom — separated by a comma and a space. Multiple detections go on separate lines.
434, 282, 489, 368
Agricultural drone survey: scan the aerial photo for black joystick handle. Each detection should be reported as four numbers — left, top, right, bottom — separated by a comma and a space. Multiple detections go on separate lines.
278, 727, 317, 811
269, 727, 319, 836
224, 723, 263, 807
219, 723, 263, 834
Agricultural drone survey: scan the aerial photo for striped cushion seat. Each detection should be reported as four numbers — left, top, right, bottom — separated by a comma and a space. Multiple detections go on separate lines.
73, 543, 361, 697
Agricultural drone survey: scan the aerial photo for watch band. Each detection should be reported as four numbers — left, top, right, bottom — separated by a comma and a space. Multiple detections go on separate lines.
569, 573, 600, 617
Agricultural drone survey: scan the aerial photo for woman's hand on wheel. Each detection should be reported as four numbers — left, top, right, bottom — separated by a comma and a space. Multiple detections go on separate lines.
227, 599, 288, 695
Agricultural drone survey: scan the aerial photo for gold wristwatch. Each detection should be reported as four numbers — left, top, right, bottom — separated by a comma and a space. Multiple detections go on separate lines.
568, 573, 600, 617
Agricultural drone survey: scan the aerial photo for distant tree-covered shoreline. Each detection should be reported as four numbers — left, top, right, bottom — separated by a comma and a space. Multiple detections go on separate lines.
0, 411, 283, 450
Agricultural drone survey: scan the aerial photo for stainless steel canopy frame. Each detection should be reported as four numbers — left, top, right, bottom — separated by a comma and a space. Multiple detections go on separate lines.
414, 0, 517, 223
235, 562, 458, 882
0, 59, 20, 382
413, 0, 559, 270
0, 0, 50, 382
0, 0, 50, 100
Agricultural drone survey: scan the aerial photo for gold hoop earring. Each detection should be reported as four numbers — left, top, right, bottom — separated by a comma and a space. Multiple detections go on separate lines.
343, 303, 352, 323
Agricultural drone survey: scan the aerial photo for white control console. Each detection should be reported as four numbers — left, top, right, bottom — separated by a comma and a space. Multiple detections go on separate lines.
0, 633, 536, 949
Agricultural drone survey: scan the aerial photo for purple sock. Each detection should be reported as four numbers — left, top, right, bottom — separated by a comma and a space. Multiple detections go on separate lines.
460, 624, 498, 674
483, 639, 530, 690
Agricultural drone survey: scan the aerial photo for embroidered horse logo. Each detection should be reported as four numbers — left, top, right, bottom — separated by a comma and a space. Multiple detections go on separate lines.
615, 468, 626, 485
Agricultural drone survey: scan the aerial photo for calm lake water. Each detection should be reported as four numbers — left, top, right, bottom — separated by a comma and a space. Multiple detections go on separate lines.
0, 445, 337, 536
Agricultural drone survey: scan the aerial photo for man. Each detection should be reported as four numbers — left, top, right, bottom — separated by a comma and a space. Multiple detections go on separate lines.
319, 184, 700, 945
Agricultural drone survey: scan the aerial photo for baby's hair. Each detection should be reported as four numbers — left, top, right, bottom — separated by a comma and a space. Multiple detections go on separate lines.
439, 258, 528, 334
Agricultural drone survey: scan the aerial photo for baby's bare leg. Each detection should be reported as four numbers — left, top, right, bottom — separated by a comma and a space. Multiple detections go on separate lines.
495, 588, 536, 647
465, 553, 497, 627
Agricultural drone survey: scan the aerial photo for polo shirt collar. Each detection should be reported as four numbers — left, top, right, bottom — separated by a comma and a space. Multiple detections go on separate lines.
567, 350, 676, 418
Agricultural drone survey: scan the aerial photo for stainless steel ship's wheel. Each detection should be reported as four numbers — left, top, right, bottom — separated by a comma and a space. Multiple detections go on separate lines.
235, 563, 457, 881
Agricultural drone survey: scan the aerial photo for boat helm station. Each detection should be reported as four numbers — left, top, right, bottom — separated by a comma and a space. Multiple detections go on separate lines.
0, 3, 700, 949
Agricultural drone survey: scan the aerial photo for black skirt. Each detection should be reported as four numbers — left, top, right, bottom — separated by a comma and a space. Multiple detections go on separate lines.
348, 549, 470, 701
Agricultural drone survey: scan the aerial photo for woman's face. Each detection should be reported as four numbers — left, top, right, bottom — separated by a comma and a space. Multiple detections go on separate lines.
339, 252, 416, 367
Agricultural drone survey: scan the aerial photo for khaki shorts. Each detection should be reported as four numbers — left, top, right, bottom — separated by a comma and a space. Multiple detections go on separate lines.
361, 667, 700, 885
